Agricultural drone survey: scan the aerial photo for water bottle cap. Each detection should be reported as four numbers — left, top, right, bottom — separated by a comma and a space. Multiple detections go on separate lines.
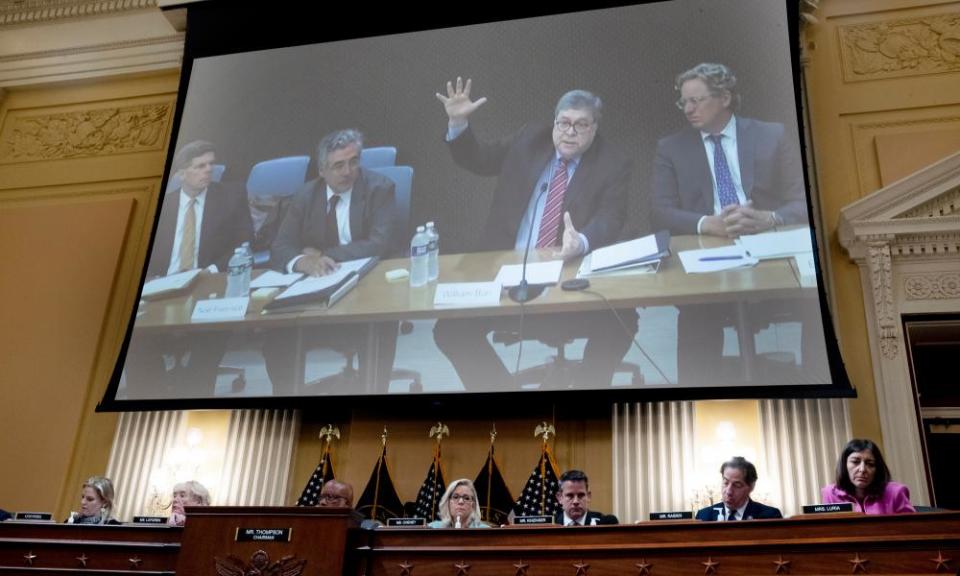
416, 225, 425, 232
426, 221, 435, 227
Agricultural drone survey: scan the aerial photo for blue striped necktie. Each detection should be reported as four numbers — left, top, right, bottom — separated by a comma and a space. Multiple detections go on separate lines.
709, 134, 739, 208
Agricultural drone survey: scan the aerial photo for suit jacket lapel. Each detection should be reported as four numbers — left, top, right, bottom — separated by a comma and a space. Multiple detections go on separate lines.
349, 172, 368, 240
737, 117, 755, 200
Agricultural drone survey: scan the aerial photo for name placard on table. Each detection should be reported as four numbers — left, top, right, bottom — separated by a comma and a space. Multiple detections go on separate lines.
235, 527, 292, 542
513, 515, 554, 525
192, 297, 249, 322
132, 516, 168, 524
387, 517, 427, 527
802, 503, 854, 514
649, 511, 693, 521
14, 512, 53, 521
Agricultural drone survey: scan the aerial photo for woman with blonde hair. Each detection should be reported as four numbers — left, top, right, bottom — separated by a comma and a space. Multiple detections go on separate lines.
427, 479, 488, 528
67, 476, 121, 524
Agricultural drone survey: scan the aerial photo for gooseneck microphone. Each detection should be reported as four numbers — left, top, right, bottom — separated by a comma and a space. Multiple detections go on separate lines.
508, 182, 550, 303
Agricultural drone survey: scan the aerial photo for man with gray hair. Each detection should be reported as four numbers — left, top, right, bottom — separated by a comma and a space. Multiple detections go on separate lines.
432, 77, 637, 390
264, 129, 395, 393
652, 62, 818, 387
695, 456, 782, 521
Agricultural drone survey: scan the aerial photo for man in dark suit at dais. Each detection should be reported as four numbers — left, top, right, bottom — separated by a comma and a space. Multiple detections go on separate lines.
554, 469, 618, 526
695, 456, 782, 521
432, 78, 638, 391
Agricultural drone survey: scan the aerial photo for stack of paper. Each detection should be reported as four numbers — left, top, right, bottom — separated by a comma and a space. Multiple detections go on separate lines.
142, 269, 201, 299
737, 227, 813, 260
494, 260, 563, 287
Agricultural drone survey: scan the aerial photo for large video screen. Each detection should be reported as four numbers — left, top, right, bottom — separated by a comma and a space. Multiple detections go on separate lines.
102, 0, 851, 410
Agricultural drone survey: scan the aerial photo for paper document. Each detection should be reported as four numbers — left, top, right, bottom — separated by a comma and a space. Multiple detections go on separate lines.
433, 282, 502, 308
494, 260, 563, 287
142, 269, 201, 298
577, 253, 659, 278
250, 270, 303, 288
737, 227, 813, 260
274, 257, 371, 300
589, 234, 662, 272
678, 245, 758, 274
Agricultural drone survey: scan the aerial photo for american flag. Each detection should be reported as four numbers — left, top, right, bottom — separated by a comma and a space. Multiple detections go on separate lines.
473, 444, 514, 525
512, 443, 561, 517
295, 447, 335, 506
413, 445, 446, 521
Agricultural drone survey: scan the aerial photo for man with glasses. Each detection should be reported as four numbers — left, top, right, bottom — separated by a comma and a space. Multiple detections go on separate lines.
554, 470, 618, 526
264, 129, 396, 394
432, 78, 637, 390
652, 63, 818, 387
317, 480, 354, 508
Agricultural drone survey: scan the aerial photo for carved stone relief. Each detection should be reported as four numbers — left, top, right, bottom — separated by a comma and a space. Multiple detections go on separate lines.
900, 186, 960, 218
867, 240, 899, 359
839, 13, 960, 81
0, 101, 171, 162
0, 0, 157, 27
904, 272, 960, 301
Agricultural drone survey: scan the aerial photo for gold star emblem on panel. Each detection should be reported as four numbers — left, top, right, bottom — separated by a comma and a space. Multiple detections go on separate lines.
513, 560, 530, 576
76, 553, 89, 568
772, 555, 791, 574
454, 561, 471, 576
573, 560, 590, 576
398, 560, 414, 576
23, 551, 37, 566
847, 552, 869, 573
635, 558, 653, 575
701, 556, 719, 575
929, 550, 951, 572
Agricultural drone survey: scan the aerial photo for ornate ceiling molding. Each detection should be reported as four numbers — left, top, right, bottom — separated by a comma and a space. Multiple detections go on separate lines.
0, 0, 159, 27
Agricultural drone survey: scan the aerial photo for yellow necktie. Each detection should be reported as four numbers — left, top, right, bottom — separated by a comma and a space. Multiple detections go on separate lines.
178, 198, 197, 272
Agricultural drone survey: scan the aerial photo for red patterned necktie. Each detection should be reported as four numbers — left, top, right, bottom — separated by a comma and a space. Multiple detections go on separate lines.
536, 158, 569, 248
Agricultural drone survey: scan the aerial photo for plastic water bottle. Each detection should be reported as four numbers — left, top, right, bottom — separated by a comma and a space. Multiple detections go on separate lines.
409, 225, 429, 288
226, 247, 250, 298
240, 241, 254, 272
425, 221, 439, 282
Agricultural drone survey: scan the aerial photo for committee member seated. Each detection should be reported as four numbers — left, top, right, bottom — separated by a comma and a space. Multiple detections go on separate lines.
650, 62, 823, 386
696, 457, 782, 521
125, 140, 253, 398
555, 469, 618, 526
263, 129, 396, 394
167, 480, 211, 526
428, 479, 489, 528
67, 476, 121, 525
317, 480, 354, 508
432, 78, 637, 390
821, 439, 915, 514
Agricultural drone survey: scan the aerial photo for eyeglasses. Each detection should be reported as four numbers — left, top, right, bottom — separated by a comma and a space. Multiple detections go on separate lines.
319, 494, 348, 503
554, 119, 594, 134
450, 494, 475, 503
675, 94, 714, 110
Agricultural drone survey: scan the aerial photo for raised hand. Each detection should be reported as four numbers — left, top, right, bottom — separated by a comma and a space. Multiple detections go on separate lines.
554, 211, 586, 261
435, 76, 488, 127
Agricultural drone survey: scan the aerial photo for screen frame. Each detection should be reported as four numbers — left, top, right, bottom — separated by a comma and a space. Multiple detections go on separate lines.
98, 0, 854, 415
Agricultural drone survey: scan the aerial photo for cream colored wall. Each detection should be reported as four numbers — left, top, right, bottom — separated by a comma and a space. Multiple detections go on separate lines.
0, 72, 179, 519
802, 0, 960, 448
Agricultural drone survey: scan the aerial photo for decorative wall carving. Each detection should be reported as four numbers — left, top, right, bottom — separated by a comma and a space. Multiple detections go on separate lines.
866, 240, 899, 359
904, 272, 960, 301
889, 230, 960, 258
0, 0, 157, 27
839, 13, 960, 81
0, 101, 171, 162
901, 187, 960, 218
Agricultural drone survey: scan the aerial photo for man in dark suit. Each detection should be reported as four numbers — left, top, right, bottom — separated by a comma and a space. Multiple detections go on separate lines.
695, 456, 782, 521
554, 469, 618, 526
651, 62, 824, 386
262, 129, 396, 394
432, 78, 638, 390
125, 140, 253, 398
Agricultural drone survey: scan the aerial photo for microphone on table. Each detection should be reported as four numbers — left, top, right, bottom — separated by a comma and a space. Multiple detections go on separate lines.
509, 182, 550, 303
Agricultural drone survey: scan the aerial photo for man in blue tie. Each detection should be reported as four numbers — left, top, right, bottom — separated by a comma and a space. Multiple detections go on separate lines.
695, 457, 782, 521
431, 78, 637, 391
651, 63, 823, 386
